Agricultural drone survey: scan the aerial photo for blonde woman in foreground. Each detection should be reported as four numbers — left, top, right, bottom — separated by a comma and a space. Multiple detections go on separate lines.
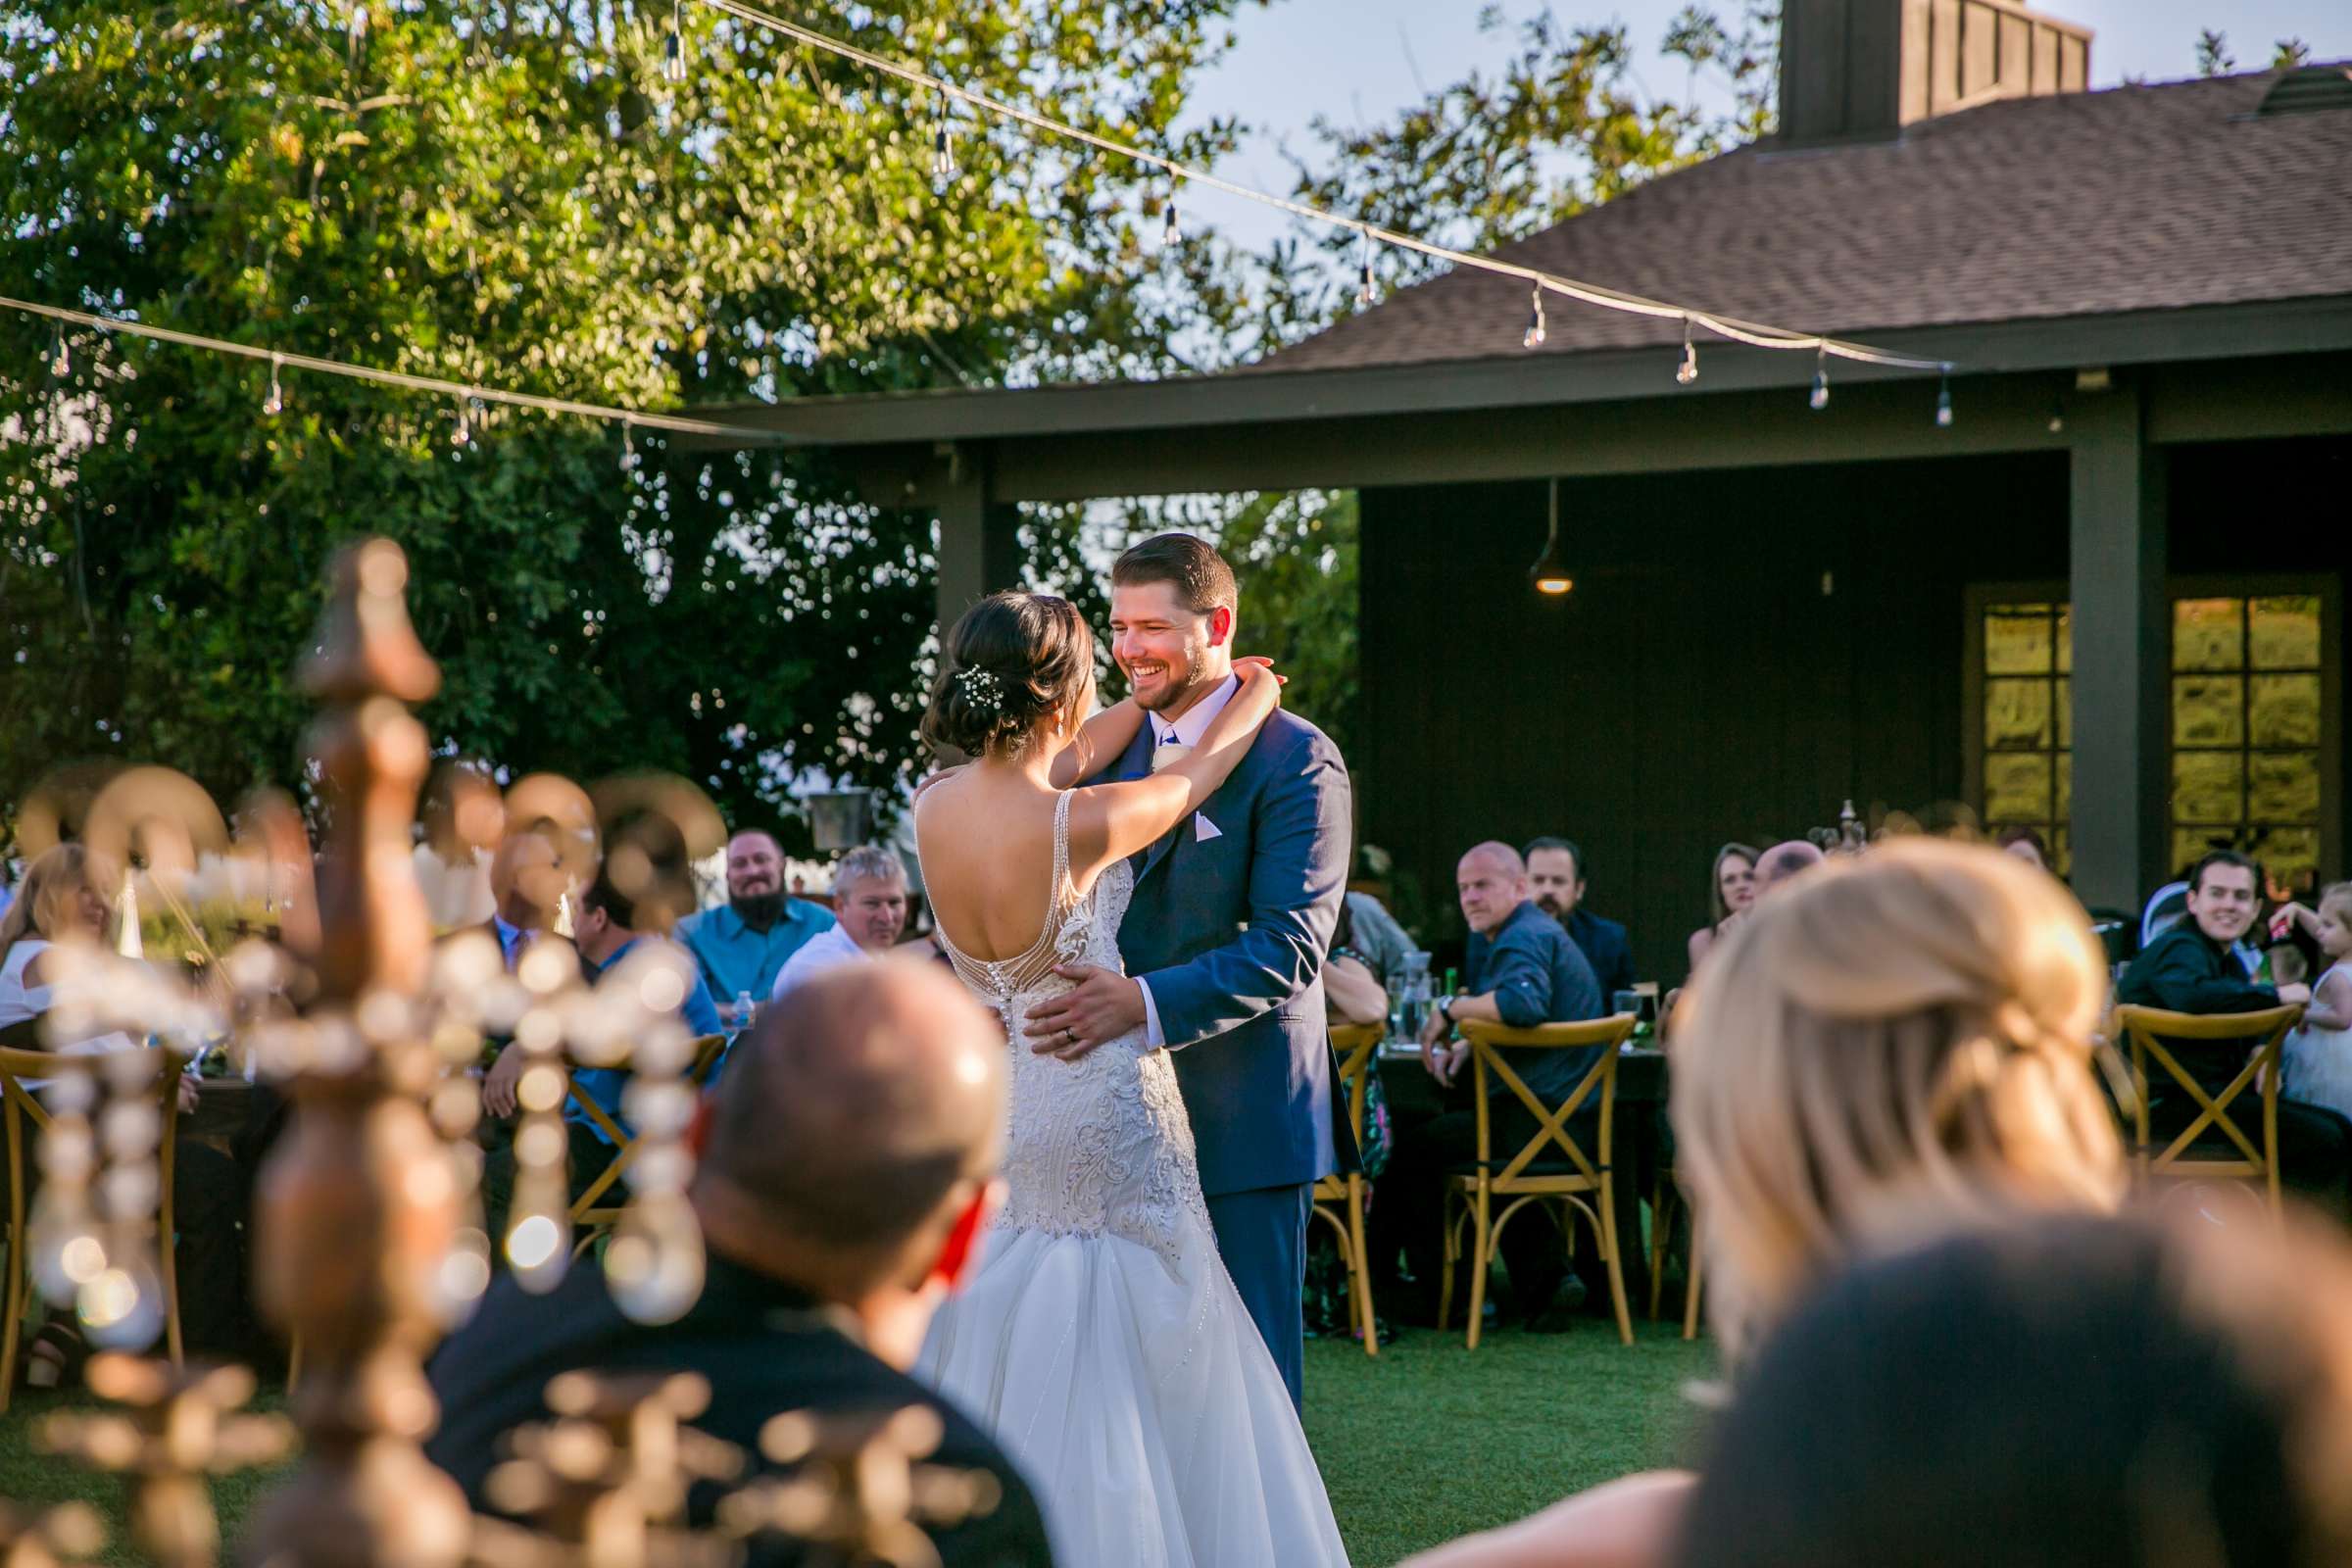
1399, 839, 2128, 1568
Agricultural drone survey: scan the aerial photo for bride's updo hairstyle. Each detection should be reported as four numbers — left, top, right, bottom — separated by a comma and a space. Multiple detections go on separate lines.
922, 591, 1095, 760
1671, 837, 2126, 1358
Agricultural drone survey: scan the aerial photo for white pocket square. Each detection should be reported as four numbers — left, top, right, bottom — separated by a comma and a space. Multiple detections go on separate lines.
1194, 813, 1223, 842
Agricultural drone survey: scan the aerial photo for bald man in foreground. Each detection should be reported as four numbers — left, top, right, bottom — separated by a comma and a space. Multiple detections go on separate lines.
427, 962, 1054, 1567
1751, 839, 1826, 896
1373, 842, 1604, 1330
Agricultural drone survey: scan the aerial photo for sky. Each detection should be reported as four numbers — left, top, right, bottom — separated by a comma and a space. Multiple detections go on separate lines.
1179, 0, 2348, 258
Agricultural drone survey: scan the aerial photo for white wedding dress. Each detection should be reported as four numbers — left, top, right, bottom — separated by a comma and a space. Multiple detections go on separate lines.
916, 790, 1350, 1567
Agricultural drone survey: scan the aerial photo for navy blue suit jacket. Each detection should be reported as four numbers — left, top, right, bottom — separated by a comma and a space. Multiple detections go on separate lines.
1085, 708, 1356, 1197
1565, 906, 1637, 1003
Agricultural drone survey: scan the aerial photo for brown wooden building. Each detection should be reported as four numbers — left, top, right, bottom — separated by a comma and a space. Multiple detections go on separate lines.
704, 2, 2352, 982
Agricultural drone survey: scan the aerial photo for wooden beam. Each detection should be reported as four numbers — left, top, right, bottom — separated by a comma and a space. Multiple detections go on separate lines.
685, 300, 2352, 455
827, 353, 2352, 507
2066, 381, 2169, 916
933, 447, 1020, 640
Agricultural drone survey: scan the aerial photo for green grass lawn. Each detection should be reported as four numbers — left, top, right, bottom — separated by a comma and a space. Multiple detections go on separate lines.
0, 1321, 1710, 1566
1304, 1320, 1718, 1566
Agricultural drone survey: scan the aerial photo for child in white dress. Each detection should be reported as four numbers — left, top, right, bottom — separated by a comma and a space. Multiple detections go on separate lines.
2280, 885, 2352, 1121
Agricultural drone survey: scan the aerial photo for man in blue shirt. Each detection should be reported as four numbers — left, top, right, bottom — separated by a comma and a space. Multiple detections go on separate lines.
1525, 836, 1637, 1003
560, 861, 725, 1202
675, 827, 836, 1028
1373, 842, 1603, 1328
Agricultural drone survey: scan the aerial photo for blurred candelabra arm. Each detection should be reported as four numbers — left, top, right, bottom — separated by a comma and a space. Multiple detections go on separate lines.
36, 1353, 292, 1568
713, 1405, 1003, 1568
0, 1499, 107, 1568
244, 539, 475, 1568
468, 1371, 743, 1568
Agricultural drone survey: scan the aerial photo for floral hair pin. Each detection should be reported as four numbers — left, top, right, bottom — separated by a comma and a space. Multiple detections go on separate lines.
954, 666, 1004, 712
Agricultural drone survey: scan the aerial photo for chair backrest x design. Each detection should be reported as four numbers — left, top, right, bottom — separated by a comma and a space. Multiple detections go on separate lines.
1458, 1015, 1639, 1191
0, 1044, 188, 1387
567, 1032, 729, 1221
2112, 1003, 2302, 1203
1315, 1024, 1383, 1200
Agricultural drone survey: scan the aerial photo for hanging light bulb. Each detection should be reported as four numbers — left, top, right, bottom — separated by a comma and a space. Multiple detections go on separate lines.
1529, 477, 1573, 597
1356, 230, 1378, 307
50, 327, 70, 378
1935, 366, 1954, 428
619, 416, 640, 474
451, 402, 472, 448
662, 0, 686, 84
1676, 318, 1698, 385
1522, 283, 1546, 350
1809, 346, 1830, 412
261, 353, 284, 416
930, 95, 957, 188
1160, 181, 1182, 249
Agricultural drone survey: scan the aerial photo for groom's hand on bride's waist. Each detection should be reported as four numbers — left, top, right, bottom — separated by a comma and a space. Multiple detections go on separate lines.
1025, 963, 1148, 1059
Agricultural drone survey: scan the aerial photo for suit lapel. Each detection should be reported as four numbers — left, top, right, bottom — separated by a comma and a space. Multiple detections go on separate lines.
1137, 729, 1254, 887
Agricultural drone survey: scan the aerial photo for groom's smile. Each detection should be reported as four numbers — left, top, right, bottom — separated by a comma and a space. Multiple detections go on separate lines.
1110, 580, 1231, 719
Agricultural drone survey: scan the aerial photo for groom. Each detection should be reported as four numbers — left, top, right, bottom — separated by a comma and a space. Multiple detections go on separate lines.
1025, 532, 1356, 1409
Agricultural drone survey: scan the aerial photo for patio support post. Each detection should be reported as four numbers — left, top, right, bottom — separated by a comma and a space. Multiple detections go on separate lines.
935, 445, 1021, 639
2067, 381, 2170, 918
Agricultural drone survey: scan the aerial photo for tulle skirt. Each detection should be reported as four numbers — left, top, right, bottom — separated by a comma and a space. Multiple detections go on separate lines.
917, 1220, 1350, 1568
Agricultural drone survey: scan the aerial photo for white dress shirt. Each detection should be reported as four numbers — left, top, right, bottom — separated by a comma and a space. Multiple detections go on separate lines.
1135, 673, 1240, 1049
769, 922, 875, 1002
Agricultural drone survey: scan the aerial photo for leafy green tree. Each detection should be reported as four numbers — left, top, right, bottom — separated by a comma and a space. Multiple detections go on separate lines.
0, 0, 1244, 843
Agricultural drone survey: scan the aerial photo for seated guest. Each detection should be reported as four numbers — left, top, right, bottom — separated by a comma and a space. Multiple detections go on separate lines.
768, 847, 910, 1003
0, 844, 122, 1053
1342, 888, 1415, 985
1401, 840, 2124, 1568
2115, 850, 2341, 1206
1525, 836, 1635, 1001
478, 829, 579, 1119
1995, 824, 2051, 872
429, 961, 1055, 1568
1682, 844, 1757, 976
1748, 839, 1824, 897
560, 861, 725, 1200
1323, 899, 1389, 1028
2280, 885, 2352, 1121
1674, 1213, 2352, 1568
1371, 842, 1602, 1332
677, 827, 837, 1028
0, 844, 250, 1369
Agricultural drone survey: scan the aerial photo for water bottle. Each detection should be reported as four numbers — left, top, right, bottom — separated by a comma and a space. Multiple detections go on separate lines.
733, 990, 755, 1035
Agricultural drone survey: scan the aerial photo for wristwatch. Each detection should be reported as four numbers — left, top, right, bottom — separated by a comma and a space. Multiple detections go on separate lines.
1437, 997, 1456, 1028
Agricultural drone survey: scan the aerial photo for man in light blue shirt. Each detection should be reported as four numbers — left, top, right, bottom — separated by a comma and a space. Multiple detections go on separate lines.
676, 827, 835, 1028
564, 861, 725, 1200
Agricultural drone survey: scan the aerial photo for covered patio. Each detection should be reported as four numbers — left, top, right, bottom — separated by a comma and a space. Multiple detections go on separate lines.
700, 57, 2352, 980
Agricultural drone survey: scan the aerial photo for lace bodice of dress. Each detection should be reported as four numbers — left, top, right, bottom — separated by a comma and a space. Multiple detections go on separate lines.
927, 789, 1207, 1267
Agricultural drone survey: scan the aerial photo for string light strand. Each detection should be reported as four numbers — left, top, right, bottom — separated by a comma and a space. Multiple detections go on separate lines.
690, 0, 1951, 375
0, 294, 784, 443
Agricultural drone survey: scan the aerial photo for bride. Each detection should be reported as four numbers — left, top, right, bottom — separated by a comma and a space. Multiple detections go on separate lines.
911, 591, 1350, 1568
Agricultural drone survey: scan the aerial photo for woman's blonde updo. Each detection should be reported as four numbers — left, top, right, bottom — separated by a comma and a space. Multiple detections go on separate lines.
921, 592, 1096, 760
1670, 837, 2125, 1357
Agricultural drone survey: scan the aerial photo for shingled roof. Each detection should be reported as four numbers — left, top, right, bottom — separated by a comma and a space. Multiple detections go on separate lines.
1253, 66, 2352, 377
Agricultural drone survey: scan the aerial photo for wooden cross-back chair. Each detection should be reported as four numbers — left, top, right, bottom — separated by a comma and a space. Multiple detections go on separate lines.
1310, 1024, 1383, 1358
567, 1032, 730, 1249
2113, 1003, 2302, 1218
0, 1045, 186, 1412
1646, 1163, 1705, 1342
1439, 1015, 1639, 1349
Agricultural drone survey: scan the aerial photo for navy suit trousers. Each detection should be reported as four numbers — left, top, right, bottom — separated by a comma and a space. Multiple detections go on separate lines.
1205, 1182, 1313, 1413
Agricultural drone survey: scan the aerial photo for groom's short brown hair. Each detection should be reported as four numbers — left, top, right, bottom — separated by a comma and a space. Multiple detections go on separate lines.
1112, 533, 1238, 617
